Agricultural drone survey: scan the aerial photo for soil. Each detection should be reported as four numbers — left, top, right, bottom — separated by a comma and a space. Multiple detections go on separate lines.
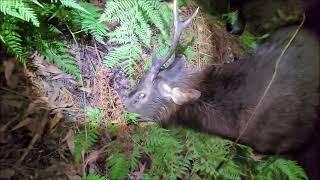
0, 3, 245, 180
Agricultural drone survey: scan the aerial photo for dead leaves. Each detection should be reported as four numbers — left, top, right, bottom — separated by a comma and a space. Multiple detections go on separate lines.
0, 57, 69, 167
129, 163, 146, 180
3, 58, 21, 89
0, 168, 16, 179
92, 65, 125, 123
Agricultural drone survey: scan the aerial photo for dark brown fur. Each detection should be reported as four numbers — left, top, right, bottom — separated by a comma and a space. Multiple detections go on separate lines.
125, 26, 319, 179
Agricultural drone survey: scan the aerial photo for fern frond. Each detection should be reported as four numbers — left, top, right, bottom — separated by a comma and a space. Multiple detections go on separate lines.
54, 0, 89, 13
0, 0, 40, 26
30, 0, 44, 8
137, 0, 166, 35
130, 146, 141, 170
100, 0, 173, 76
0, 18, 25, 63
85, 107, 101, 126
99, 0, 135, 23
255, 157, 308, 180
34, 38, 81, 79
104, 41, 142, 76
76, 3, 108, 44
135, 8, 152, 47
82, 174, 107, 180
107, 153, 130, 180
74, 127, 99, 164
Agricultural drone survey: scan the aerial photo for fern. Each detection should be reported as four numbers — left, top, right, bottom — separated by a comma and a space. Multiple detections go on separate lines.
72, 3, 108, 44
106, 153, 130, 180
254, 157, 308, 180
103, 125, 308, 179
73, 108, 101, 163
74, 126, 99, 163
31, 37, 81, 79
0, 0, 40, 27
0, 17, 25, 63
51, 0, 88, 13
100, 0, 173, 76
0, 0, 105, 78
82, 174, 108, 180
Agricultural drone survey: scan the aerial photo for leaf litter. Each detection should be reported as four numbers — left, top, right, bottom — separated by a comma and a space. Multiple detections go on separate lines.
0, 2, 244, 180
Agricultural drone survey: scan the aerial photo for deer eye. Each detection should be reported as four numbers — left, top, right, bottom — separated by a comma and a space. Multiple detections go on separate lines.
138, 93, 145, 99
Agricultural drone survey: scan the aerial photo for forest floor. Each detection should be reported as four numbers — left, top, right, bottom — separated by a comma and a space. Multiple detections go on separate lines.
0, 3, 246, 179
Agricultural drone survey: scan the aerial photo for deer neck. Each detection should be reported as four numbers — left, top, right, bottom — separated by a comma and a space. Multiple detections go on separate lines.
171, 100, 242, 140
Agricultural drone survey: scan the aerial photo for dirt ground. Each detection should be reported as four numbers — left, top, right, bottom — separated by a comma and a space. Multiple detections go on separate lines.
0, 3, 245, 180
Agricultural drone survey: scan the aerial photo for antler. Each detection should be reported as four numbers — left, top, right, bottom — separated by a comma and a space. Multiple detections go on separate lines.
150, 0, 199, 75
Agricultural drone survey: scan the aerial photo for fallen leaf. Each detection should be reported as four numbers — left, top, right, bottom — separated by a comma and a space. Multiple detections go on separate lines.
62, 130, 75, 154
0, 168, 15, 179
51, 73, 66, 80
130, 163, 146, 180
66, 174, 81, 180
11, 117, 33, 131
79, 87, 92, 94
47, 65, 63, 74
48, 85, 61, 104
49, 112, 64, 131
251, 154, 266, 161
3, 59, 19, 89
84, 149, 104, 167
2, 99, 23, 108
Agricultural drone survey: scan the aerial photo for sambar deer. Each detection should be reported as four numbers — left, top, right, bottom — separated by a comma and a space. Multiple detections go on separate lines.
124, 0, 320, 179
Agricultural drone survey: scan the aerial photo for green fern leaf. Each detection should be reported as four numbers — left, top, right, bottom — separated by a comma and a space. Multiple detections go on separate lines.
100, 0, 172, 76
135, 8, 152, 47
74, 127, 99, 164
0, 0, 40, 26
82, 174, 107, 180
34, 39, 81, 79
77, 2, 108, 44
57, 0, 89, 13
107, 153, 130, 180
0, 18, 25, 63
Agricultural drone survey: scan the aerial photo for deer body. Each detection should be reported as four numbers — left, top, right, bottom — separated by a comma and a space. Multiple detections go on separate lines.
170, 26, 319, 154
124, 1, 319, 178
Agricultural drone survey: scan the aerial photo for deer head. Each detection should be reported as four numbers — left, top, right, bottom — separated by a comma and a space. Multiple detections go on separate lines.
123, 0, 200, 122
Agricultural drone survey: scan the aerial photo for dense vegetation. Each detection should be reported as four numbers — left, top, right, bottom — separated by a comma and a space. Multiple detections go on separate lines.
77, 110, 307, 179
0, 0, 307, 179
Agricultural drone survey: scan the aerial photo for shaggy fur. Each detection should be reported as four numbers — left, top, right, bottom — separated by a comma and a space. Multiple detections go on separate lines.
125, 26, 319, 179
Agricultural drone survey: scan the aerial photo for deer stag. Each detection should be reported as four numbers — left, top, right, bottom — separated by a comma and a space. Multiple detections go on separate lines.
124, 0, 319, 178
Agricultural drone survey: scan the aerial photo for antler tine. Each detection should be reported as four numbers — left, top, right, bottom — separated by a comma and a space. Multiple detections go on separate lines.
150, 0, 199, 74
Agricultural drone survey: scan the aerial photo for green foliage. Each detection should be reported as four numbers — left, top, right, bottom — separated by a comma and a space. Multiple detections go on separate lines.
74, 123, 99, 164
32, 38, 81, 79
82, 174, 108, 180
0, 0, 107, 79
240, 32, 270, 49
0, 17, 25, 63
78, 122, 307, 180
73, 108, 101, 164
73, 3, 108, 44
223, 10, 238, 27
0, 0, 40, 27
106, 153, 130, 180
100, 0, 173, 76
240, 32, 258, 49
125, 112, 139, 124
254, 157, 308, 180
101, 126, 307, 180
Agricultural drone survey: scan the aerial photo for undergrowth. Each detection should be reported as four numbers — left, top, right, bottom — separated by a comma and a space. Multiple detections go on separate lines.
100, 0, 196, 77
74, 110, 308, 180
0, 0, 108, 79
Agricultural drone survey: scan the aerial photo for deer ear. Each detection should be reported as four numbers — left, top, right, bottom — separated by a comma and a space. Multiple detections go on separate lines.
170, 87, 201, 105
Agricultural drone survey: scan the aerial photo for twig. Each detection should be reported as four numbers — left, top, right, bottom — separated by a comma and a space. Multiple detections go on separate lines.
15, 110, 50, 165
0, 87, 31, 99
